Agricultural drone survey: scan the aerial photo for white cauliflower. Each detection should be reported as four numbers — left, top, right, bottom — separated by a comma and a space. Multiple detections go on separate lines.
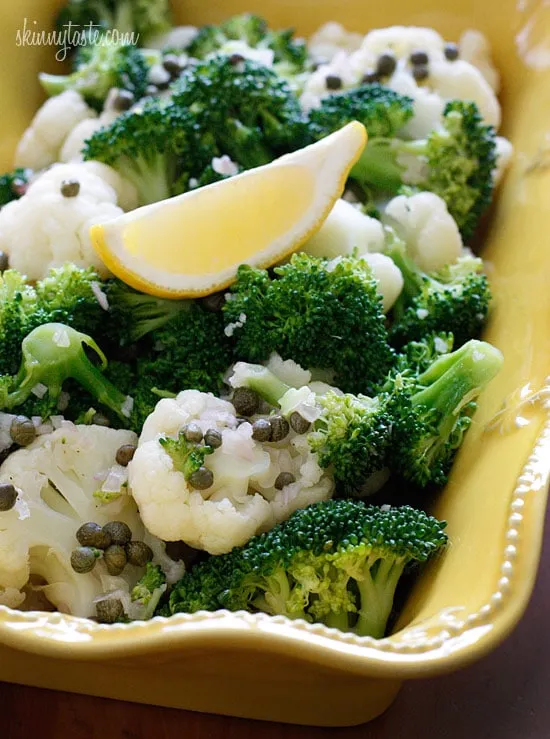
360, 252, 404, 312
459, 30, 500, 92
15, 91, 97, 170
0, 425, 143, 617
147, 25, 198, 51
494, 136, 514, 186
129, 390, 334, 555
60, 109, 119, 165
303, 199, 386, 258
384, 192, 463, 272
308, 21, 364, 62
0, 161, 138, 280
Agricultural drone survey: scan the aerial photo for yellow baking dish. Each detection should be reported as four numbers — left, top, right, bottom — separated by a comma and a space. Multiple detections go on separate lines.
1, 0, 550, 727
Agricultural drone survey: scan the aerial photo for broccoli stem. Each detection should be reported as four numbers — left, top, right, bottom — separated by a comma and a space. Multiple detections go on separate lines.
123, 153, 173, 206
5, 323, 132, 420
355, 556, 406, 638
232, 363, 290, 407
324, 608, 351, 632
350, 139, 405, 194
39, 73, 73, 97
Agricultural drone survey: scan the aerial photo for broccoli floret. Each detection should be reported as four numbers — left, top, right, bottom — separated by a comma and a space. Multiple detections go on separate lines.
230, 362, 392, 495
160, 432, 214, 480
386, 238, 491, 348
131, 563, 167, 619
55, 0, 172, 47
0, 168, 32, 208
0, 323, 132, 421
83, 98, 214, 205
224, 253, 395, 395
170, 55, 308, 169
166, 499, 448, 638
308, 84, 414, 142
39, 42, 152, 110
384, 338, 503, 487
351, 101, 497, 240
187, 13, 308, 75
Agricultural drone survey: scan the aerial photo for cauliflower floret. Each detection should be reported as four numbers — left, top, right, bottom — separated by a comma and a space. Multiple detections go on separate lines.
0, 161, 134, 280
15, 91, 97, 170
130, 390, 334, 555
303, 199, 386, 258
494, 136, 514, 186
361, 252, 404, 312
459, 29, 500, 92
60, 109, 119, 164
384, 192, 463, 272
354, 25, 446, 64
386, 69, 445, 139
147, 25, 198, 51
0, 425, 143, 617
308, 21, 364, 62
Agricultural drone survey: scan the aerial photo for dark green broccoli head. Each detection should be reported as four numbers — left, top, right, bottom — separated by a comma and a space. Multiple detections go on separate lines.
167, 499, 448, 638
308, 84, 414, 141
388, 242, 491, 348
224, 253, 395, 395
0, 271, 40, 375
385, 338, 503, 487
0, 168, 32, 209
40, 42, 151, 110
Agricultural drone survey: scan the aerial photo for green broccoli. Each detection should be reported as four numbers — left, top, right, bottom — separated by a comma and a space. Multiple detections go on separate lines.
383, 338, 503, 487
39, 42, 153, 110
224, 253, 395, 395
386, 237, 491, 348
187, 13, 308, 75
351, 100, 497, 239
160, 432, 213, 480
131, 563, 167, 619
0, 168, 32, 208
166, 499, 448, 638
0, 270, 40, 375
55, 0, 172, 47
0, 323, 132, 421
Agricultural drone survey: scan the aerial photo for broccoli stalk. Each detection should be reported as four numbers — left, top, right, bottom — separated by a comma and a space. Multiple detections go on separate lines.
386, 236, 491, 348
166, 499, 448, 638
0, 323, 132, 421
351, 101, 497, 240
385, 338, 503, 487
39, 43, 153, 110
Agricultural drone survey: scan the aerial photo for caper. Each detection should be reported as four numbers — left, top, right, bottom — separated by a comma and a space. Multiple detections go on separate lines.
183, 422, 203, 443
76, 521, 112, 549
95, 596, 124, 624
200, 291, 226, 312
60, 179, 80, 198
126, 540, 154, 567
11, 179, 28, 198
71, 546, 99, 574
229, 52, 245, 65
0, 482, 17, 512
104, 544, 127, 575
289, 412, 311, 434
361, 70, 379, 84
162, 53, 182, 76
412, 63, 429, 82
112, 89, 134, 111
375, 52, 397, 77
410, 49, 429, 65
204, 428, 222, 449
444, 42, 459, 61
325, 74, 342, 90
232, 387, 260, 416
251, 418, 272, 442
115, 444, 137, 467
0, 251, 9, 272
188, 466, 214, 490
10, 416, 36, 447
274, 472, 296, 490
269, 415, 290, 443
92, 412, 111, 427
102, 520, 132, 546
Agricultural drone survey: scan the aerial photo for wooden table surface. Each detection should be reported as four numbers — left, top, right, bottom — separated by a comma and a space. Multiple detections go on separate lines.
2, 506, 548, 739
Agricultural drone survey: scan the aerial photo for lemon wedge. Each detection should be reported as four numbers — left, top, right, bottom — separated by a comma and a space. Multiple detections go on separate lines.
90, 122, 367, 298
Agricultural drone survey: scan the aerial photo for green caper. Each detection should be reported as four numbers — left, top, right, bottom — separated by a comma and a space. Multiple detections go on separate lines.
412, 63, 429, 82
232, 387, 260, 417
204, 429, 222, 449
269, 415, 290, 443
183, 422, 203, 443
71, 546, 99, 574
10, 416, 36, 447
188, 466, 214, 490
410, 49, 429, 65
200, 291, 226, 312
325, 74, 342, 90
76, 521, 111, 550
102, 520, 132, 546
0, 251, 9, 272
444, 42, 459, 61
115, 444, 137, 467
274, 472, 296, 490
60, 179, 80, 197
104, 544, 127, 575
162, 53, 182, 76
0, 482, 17, 512
95, 597, 124, 624
289, 412, 311, 434
375, 52, 397, 77
126, 541, 154, 567
251, 418, 272, 442
112, 89, 134, 111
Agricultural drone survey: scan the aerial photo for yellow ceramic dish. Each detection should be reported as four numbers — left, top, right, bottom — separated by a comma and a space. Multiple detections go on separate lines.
1, 0, 550, 727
